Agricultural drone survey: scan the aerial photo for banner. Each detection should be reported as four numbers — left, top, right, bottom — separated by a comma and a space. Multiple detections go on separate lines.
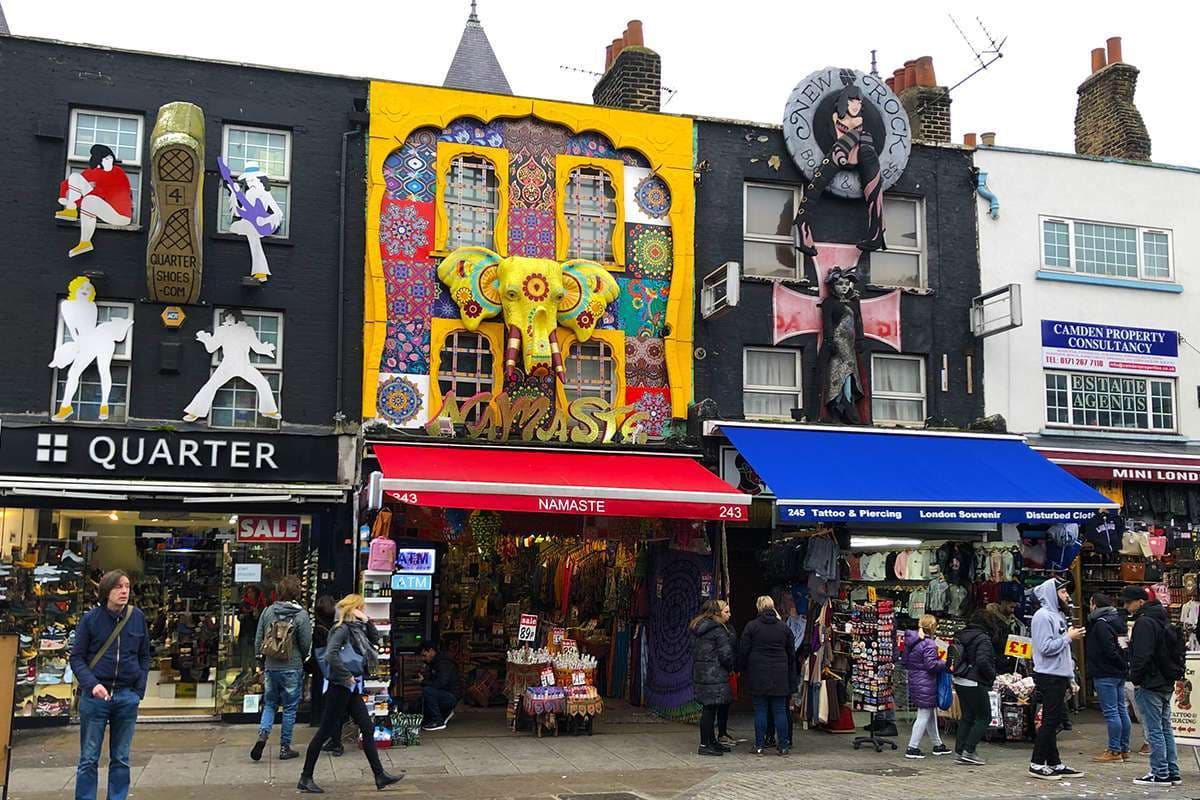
1172, 653, 1200, 747
1041, 320, 1178, 376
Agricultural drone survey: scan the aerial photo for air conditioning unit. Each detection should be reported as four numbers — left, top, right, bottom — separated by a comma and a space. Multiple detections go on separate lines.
701, 261, 741, 320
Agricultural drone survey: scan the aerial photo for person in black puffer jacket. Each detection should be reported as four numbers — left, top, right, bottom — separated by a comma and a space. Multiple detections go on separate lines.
950, 610, 999, 765
1086, 593, 1130, 762
690, 599, 735, 756
738, 596, 797, 755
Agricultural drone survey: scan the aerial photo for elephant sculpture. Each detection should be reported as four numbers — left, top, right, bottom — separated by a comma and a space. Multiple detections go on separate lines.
437, 246, 620, 381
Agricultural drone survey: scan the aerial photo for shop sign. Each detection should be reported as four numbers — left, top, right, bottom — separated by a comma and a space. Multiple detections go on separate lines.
539, 667, 555, 687
391, 574, 432, 592
1004, 635, 1033, 660
551, 628, 565, 648
1041, 320, 1178, 376
234, 563, 263, 583
1172, 653, 1200, 746
518, 614, 538, 642
428, 391, 650, 445
236, 515, 302, 544
779, 504, 1103, 524
395, 548, 436, 573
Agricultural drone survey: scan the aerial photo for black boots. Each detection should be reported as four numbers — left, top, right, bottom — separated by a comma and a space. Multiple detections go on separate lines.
297, 775, 324, 793
278, 745, 299, 760
375, 771, 404, 790
249, 734, 267, 762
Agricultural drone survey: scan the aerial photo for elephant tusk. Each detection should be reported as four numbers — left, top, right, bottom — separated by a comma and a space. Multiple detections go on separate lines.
549, 329, 565, 381
504, 324, 521, 380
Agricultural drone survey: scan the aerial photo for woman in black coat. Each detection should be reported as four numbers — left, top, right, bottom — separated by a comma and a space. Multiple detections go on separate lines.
739, 595, 797, 755
690, 599, 735, 756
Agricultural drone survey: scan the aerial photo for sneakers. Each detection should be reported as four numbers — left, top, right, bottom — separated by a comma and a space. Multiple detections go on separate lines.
930, 744, 952, 757
776, 746, 790, 756
752, 747, 765, 756
250, 734, 267, 762
1134, 773, 1174, 786
1169, 773, 1183, 786
904, 747, 925, 759
717, 734, 744, 746
421, 720, 447, 732
1053, 765, 1084, 778
957, 750, 985, 765
1093, 750, 1123, 764
1029, 765, 1061, 781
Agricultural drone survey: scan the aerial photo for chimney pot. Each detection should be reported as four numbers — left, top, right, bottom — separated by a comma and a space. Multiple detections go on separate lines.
605, 44, 614, 71
626, 20, 644, 46
885, 77, 895, 91
980, 131, 996, 146
1106, 36, 1123, 64
903, 61, 917, 90
893, 68, 907, 94
1091, 48, 1107, 74
963, 132, 978, 148
915, 56, 936, 87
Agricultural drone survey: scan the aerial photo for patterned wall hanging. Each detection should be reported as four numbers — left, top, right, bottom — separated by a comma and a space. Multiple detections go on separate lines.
377, 373, 430, 428
626, 223, 673, 281
384, 128, 438, 201
618, 278, 670, 339
623, 167, 671, 224
625, 337, 668, 388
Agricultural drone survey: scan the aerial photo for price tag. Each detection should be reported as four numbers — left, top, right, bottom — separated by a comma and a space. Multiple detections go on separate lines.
700, 572, 713, 597
562, 638, 577, 653
1005, 634, 1034, 660
540, 667, 555, 687
518, 613, 538, 643
571, 670, 586, 686
552, 627, 565, 647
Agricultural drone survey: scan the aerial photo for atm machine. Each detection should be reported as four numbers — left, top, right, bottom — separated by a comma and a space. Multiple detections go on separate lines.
389, 540, 438, 710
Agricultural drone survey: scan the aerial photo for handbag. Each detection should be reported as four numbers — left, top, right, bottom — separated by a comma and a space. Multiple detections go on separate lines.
1144, 561, 1164, 582
315, 639, 365, 680
1119, 562, 1146, 582
936, 670, 953, 711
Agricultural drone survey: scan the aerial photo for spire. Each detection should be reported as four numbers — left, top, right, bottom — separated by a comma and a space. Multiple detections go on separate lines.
443, 1, 512, 95
0, 2, 10, 35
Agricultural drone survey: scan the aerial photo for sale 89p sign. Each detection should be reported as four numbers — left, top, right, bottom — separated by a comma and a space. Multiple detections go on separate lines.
237, 515, 304, 544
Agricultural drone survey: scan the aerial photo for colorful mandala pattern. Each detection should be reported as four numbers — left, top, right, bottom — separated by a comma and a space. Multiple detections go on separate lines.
383, 260, 436, 318
378, 375, 424, 425
628, 387, 671, 438
566, 132, 619, 160
618, 278, 670, 339
381, 317, 430, 374
431, 281, 460, 319
383, 128, 438, 201
625, 337, 668, 387
504, 118, 565, 211
627, 224, 673, 281
380, 200, 432, 260
439, 118, 505, 148
620, 149, 650, 168
598, 298, 621, 330
508, 208, 555, 258
634, 174, 671, 219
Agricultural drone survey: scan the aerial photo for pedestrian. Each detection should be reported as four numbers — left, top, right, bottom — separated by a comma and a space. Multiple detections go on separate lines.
418, 642, 462, 731
738, 595, 797, 756
309, 595, 347, 754
297, 594, 402, 794
69, 569, 151, 800
1124, 586, 1184, 787
949, 610, 998, 766
1084, 592, 1130, 764
716, 612, 742, 747
251, 575, 313, 762
689, 599, 736, 756
1029, 577, 1085, 780
903, 614, 951, 759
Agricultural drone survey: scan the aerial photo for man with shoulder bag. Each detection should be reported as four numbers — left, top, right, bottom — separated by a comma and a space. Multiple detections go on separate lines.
69, 570, 151, 800
1124, 586, 1184, 787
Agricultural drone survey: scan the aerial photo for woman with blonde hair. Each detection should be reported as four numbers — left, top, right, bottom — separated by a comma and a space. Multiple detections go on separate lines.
902, 614, 950, 759
297, 594, 402, 793
738, 595, 796, 755
689, 599, 736, 756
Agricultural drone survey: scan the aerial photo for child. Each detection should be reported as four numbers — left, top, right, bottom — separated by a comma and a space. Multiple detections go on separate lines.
903, 614, 950, 759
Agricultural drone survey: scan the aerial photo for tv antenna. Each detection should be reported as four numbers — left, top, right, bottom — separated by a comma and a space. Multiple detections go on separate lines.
558, 65, 678, 106
945, 14, 1007, 93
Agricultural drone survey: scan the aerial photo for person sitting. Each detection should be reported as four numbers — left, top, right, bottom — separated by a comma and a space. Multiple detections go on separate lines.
419, 642, 462, 731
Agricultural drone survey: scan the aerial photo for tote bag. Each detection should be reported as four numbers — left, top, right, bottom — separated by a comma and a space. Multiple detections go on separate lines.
936, 670, 954, 711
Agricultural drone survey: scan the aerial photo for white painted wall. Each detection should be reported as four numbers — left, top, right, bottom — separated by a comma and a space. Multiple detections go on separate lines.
976, 147, 1200, 441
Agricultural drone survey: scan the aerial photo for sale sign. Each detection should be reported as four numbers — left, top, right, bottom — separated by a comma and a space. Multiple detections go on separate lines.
237, 515, 302, 544
1004, 635, 1033, 660
518, 614, 538, 643
540, 667, 555, 687
562, 639, 577, 653
571, 670, 586, 686
552, 627, 565, 647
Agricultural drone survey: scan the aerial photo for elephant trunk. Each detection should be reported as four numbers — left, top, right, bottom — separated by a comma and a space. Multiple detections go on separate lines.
549, 329, 565, 382
504, 324, 521, 380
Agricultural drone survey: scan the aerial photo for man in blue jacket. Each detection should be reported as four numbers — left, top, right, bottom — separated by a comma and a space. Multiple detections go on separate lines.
69, 570, 151, 800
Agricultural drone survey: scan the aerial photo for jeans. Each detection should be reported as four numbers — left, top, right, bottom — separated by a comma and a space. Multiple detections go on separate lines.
259, 668, 303, 747
1135, 688, 1179, 779
302, 683, 384, 780
1032, 672, 1069, 767
908, 706, 943, 750
422, 686, 457, 724
76, 689, 140, 800
1094, 677, 1132, 753
752, 695, 789, 749
953, 684, 990, 755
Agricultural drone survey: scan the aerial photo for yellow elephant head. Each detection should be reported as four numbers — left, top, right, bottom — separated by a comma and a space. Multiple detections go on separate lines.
437, 247, 620, 380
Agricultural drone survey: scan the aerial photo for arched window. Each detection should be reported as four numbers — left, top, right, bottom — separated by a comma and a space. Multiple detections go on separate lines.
445, 155, 499, 249
562, 340, 616, 404
437, 330, 495, 423
564, 166, 617, 261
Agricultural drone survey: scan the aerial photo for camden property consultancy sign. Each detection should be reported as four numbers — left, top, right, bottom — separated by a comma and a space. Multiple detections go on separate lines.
1041, 320, 1178, 376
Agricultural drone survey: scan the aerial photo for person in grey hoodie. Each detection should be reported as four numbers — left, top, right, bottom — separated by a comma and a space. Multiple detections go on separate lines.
1029, 577, 1085, 781
251, 575, 313, 762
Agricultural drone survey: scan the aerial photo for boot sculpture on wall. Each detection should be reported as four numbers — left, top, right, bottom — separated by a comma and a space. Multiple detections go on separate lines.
146, 102, 205, 304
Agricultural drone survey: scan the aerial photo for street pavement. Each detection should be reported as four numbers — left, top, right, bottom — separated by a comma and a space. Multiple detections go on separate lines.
5, 709, 1198, 799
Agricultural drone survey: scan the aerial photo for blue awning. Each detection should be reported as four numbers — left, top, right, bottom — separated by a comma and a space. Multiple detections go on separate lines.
720, 423, 1118, 525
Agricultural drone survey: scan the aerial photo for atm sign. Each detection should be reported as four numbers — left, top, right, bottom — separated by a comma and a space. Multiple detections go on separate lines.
237, 515, 303, 544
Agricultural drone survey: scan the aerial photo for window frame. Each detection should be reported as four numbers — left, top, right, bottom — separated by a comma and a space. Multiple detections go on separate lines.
555, 155, 625, 269
218, 124, 293, 239
1039, 215, 1175, 283
742, 346, 803, 421
207, 308, 284, 430
433, 143, 509, 256
742, 182, 800, 281
870, 353, 927, 427
428, 318, 505, 417
65, 108, 144, 228
562, 339, 618, 405
1043, 369, 1177, 434
871, 196, 927, 289
556, 329, 626, 410
51, 300, 135, 423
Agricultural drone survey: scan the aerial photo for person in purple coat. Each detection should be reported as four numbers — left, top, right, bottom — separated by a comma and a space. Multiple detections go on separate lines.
904, 614, 951, 759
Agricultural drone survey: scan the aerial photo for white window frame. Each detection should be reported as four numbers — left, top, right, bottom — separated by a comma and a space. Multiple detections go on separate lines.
562, 340, 617, 405
1044, 370, 1177, 434
445, 154, 499, 250
1039, 216, 1175, 283
564, 166, 618, 262
871, 196, 926, 289
51, 300, 134, 423
219, 124, 292, 239
742, 182, 800, 280
870, 353, 927, 427
742, 346, 803, 421
65, 109, 144, 227
207, 308, 284, 430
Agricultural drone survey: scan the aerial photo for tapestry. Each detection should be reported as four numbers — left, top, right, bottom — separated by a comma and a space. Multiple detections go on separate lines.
627, 387, 671, 438
439, 117, 505, 148
383, 128, 438, 201
625, 337, 668, 387
617, 278, 669, 339
566, 131, 619, 160
503, 118, 565, 211
377, 373, 430, 428
381, 316, 430, 375
644, 547, 710, 718
625, 223, 672, 281
508, 207, 556, 258
430, 281, 460, 319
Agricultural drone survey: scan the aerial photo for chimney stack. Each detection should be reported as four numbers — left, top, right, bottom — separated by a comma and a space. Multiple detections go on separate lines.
894, 55, 950, 144
1074, 36, 1150, 160
593, 20, 661, 113
980, 131, 996, 147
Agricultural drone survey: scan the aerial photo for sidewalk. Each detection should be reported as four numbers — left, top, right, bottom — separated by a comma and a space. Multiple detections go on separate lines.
6, 710, 1196, 799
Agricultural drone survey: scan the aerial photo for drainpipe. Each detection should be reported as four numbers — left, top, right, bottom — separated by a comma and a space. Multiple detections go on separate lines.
975, 170, 999, 220
336, 114, 367, 428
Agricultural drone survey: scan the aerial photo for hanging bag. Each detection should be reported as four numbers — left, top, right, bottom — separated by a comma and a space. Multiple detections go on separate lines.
368, 536, 396, 572
936, 670, 954, 711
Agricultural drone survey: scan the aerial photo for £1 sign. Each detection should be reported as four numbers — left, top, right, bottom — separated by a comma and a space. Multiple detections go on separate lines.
237, 515, 303, 544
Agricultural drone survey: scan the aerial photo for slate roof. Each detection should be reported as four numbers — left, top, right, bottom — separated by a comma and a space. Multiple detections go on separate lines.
443, 3, 511, 95
0, 3, 10, 35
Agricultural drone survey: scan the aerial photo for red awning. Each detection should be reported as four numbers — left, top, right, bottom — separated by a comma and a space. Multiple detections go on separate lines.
373, 444, 749, 522
1034, 446, 1200, 484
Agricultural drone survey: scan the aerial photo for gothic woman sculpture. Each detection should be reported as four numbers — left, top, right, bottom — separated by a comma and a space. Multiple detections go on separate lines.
794, 71, 886, 257
818, 267, 865, 424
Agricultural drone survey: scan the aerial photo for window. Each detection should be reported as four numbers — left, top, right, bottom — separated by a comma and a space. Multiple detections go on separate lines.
564, 166, 617, 261
743, 183, 799, 279
445, 154, 499, 249
219, 125, 291, 238
743, 347, 802, 420
52, 302, 134, 423
871, 354, 926, 426
437, 330, 495, 424
870, 197, 925, 288
1040, 217, 1173, 282
66, 110, 143, 225
1045, 371, 1175, 432
209, 309, 283, 430
563, 340, 617, 404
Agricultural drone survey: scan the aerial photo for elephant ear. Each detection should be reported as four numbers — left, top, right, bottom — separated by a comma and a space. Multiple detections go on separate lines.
557, 259, 620, 341
436, 246, 503, 330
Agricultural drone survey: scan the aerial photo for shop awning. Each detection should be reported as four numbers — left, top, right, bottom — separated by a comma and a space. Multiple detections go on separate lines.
373, 444, 749, 521
719, 423, 1117, 525
1032, 438, 1200, 484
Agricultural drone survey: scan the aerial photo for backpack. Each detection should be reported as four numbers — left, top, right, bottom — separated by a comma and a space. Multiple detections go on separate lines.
1155, 618, 1187, 682
260, 610, 297, 661
946, 638, 969, 676
368, 536, 396, 572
